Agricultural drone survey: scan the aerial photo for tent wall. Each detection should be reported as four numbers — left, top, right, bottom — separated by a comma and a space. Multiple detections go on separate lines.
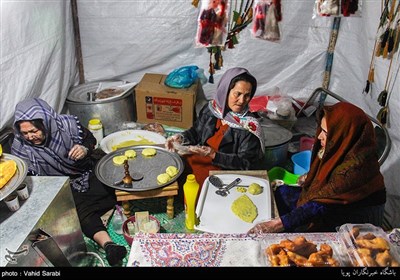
1, 1, 399, 228
1, 1, 76, 125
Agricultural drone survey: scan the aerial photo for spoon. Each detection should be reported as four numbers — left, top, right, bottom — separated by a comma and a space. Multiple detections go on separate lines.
215, 178, 242, 197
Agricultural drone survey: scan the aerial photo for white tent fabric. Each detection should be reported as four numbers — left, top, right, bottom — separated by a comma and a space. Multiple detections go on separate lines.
1, 0, 399, 228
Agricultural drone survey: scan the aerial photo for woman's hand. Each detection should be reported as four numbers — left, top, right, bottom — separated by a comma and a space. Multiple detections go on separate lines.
188, 145, 216, 159
165, 134, 183, 152
68, 144, 88, 161
247, 218, 284, 234
296, 173, 307, 186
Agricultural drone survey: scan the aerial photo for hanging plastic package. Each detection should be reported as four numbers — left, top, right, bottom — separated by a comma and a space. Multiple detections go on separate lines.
165, 65, 199, 88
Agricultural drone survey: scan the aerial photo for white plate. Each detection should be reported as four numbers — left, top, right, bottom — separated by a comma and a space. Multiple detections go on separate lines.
195, 174, 271, 234
100, 129, 166, 153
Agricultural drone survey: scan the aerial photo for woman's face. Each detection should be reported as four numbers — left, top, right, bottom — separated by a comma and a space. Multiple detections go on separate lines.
227, 80, 252, 113
19, 121, 45, 145
317, 116, 328, 148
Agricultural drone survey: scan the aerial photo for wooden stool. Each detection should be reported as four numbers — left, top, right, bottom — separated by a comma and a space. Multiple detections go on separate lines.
115, 181, 179, 219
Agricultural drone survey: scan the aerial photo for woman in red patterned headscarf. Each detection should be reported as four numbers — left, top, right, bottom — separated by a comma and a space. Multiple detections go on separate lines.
249, 102, 386, 233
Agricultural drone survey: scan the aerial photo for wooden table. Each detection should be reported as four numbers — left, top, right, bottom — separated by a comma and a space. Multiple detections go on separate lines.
209, 170, 279, 219
115, 181, 179, 219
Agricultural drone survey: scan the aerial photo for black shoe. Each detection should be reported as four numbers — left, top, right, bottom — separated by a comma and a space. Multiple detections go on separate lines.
104, 242, 127, 266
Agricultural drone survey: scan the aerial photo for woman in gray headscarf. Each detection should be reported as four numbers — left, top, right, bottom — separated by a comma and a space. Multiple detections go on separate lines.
12, 98, 126, 266
165, 67, 265, 187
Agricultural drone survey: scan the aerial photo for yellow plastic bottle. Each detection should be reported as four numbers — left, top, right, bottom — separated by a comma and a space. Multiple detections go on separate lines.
88, 119, 103, 149
183, 174, 200, 231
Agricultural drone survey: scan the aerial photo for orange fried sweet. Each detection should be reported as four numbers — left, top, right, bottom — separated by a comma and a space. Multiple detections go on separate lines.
266, 236, 340, 267
277, 250, 291, 267
351, 227, 360, 239
266, 244, 283, 256
279, 236, 317, 257
319, 243, 333, 257
355, 248, 378, 267
376, 250, 393, 267
355, 237, 390, 252
287, 251, 309, 267
359, 232, 377, 240
307, 249, 340, 267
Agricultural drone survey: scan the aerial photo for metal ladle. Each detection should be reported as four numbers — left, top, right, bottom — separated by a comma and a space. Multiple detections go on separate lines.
215, 178, 242, 197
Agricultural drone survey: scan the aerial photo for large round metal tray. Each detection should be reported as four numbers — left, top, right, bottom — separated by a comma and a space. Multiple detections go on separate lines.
0, 154, 28, 201
95, 145, 184, 191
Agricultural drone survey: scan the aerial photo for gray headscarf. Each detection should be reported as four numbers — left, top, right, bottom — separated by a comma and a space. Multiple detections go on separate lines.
209, 67, 264, 152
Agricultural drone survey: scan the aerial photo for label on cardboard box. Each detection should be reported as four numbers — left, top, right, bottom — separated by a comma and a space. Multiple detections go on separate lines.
136, 73, 199, 129
145, 96, 183, 122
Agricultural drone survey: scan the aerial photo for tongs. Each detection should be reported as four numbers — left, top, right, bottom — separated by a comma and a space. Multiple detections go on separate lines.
215, 178, 242, 197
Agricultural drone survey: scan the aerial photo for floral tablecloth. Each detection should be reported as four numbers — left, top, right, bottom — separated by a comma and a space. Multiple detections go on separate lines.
127, 233, 265, 267
126, 230, 400, 267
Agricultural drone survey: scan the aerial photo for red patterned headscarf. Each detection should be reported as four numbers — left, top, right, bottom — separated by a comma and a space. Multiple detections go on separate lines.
297, 102, 385, 206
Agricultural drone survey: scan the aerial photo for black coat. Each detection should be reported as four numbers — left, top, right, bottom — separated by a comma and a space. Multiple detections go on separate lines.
181, 104, 265, 170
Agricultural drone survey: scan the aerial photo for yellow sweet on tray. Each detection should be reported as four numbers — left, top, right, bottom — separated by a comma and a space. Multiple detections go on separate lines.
157, 173, 171, 185
231, 194, 258, 223
112, 155, 128, 165
124, 149, 137, 158
166, 166, 178, 177
142, 148, 157, 157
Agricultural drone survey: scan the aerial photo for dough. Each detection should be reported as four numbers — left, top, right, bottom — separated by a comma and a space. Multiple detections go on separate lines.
112, 138, 156, 151
231, 194, 258, 223
236, 187, 247, 193
248, 183, 263, 195
141, 148, 157, 157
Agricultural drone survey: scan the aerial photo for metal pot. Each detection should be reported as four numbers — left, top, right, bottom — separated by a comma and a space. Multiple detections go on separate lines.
262, 124, 293, 170
66, 81, 137, 136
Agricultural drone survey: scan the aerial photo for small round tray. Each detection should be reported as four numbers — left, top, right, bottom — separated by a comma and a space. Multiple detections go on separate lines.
95, 145, 184, 191
0, 154, 28, 201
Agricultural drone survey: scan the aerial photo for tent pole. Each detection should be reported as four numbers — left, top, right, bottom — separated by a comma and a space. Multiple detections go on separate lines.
71, 0, 85, 84
320, 16, 341, 106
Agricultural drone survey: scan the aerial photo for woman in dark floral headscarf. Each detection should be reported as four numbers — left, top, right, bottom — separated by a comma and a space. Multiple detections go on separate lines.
12, 98, 127, 266
165, 67, 265, 187
249, 102, 386, 233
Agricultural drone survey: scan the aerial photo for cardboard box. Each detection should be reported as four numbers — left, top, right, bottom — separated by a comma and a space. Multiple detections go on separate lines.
135, 73, 199, 129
